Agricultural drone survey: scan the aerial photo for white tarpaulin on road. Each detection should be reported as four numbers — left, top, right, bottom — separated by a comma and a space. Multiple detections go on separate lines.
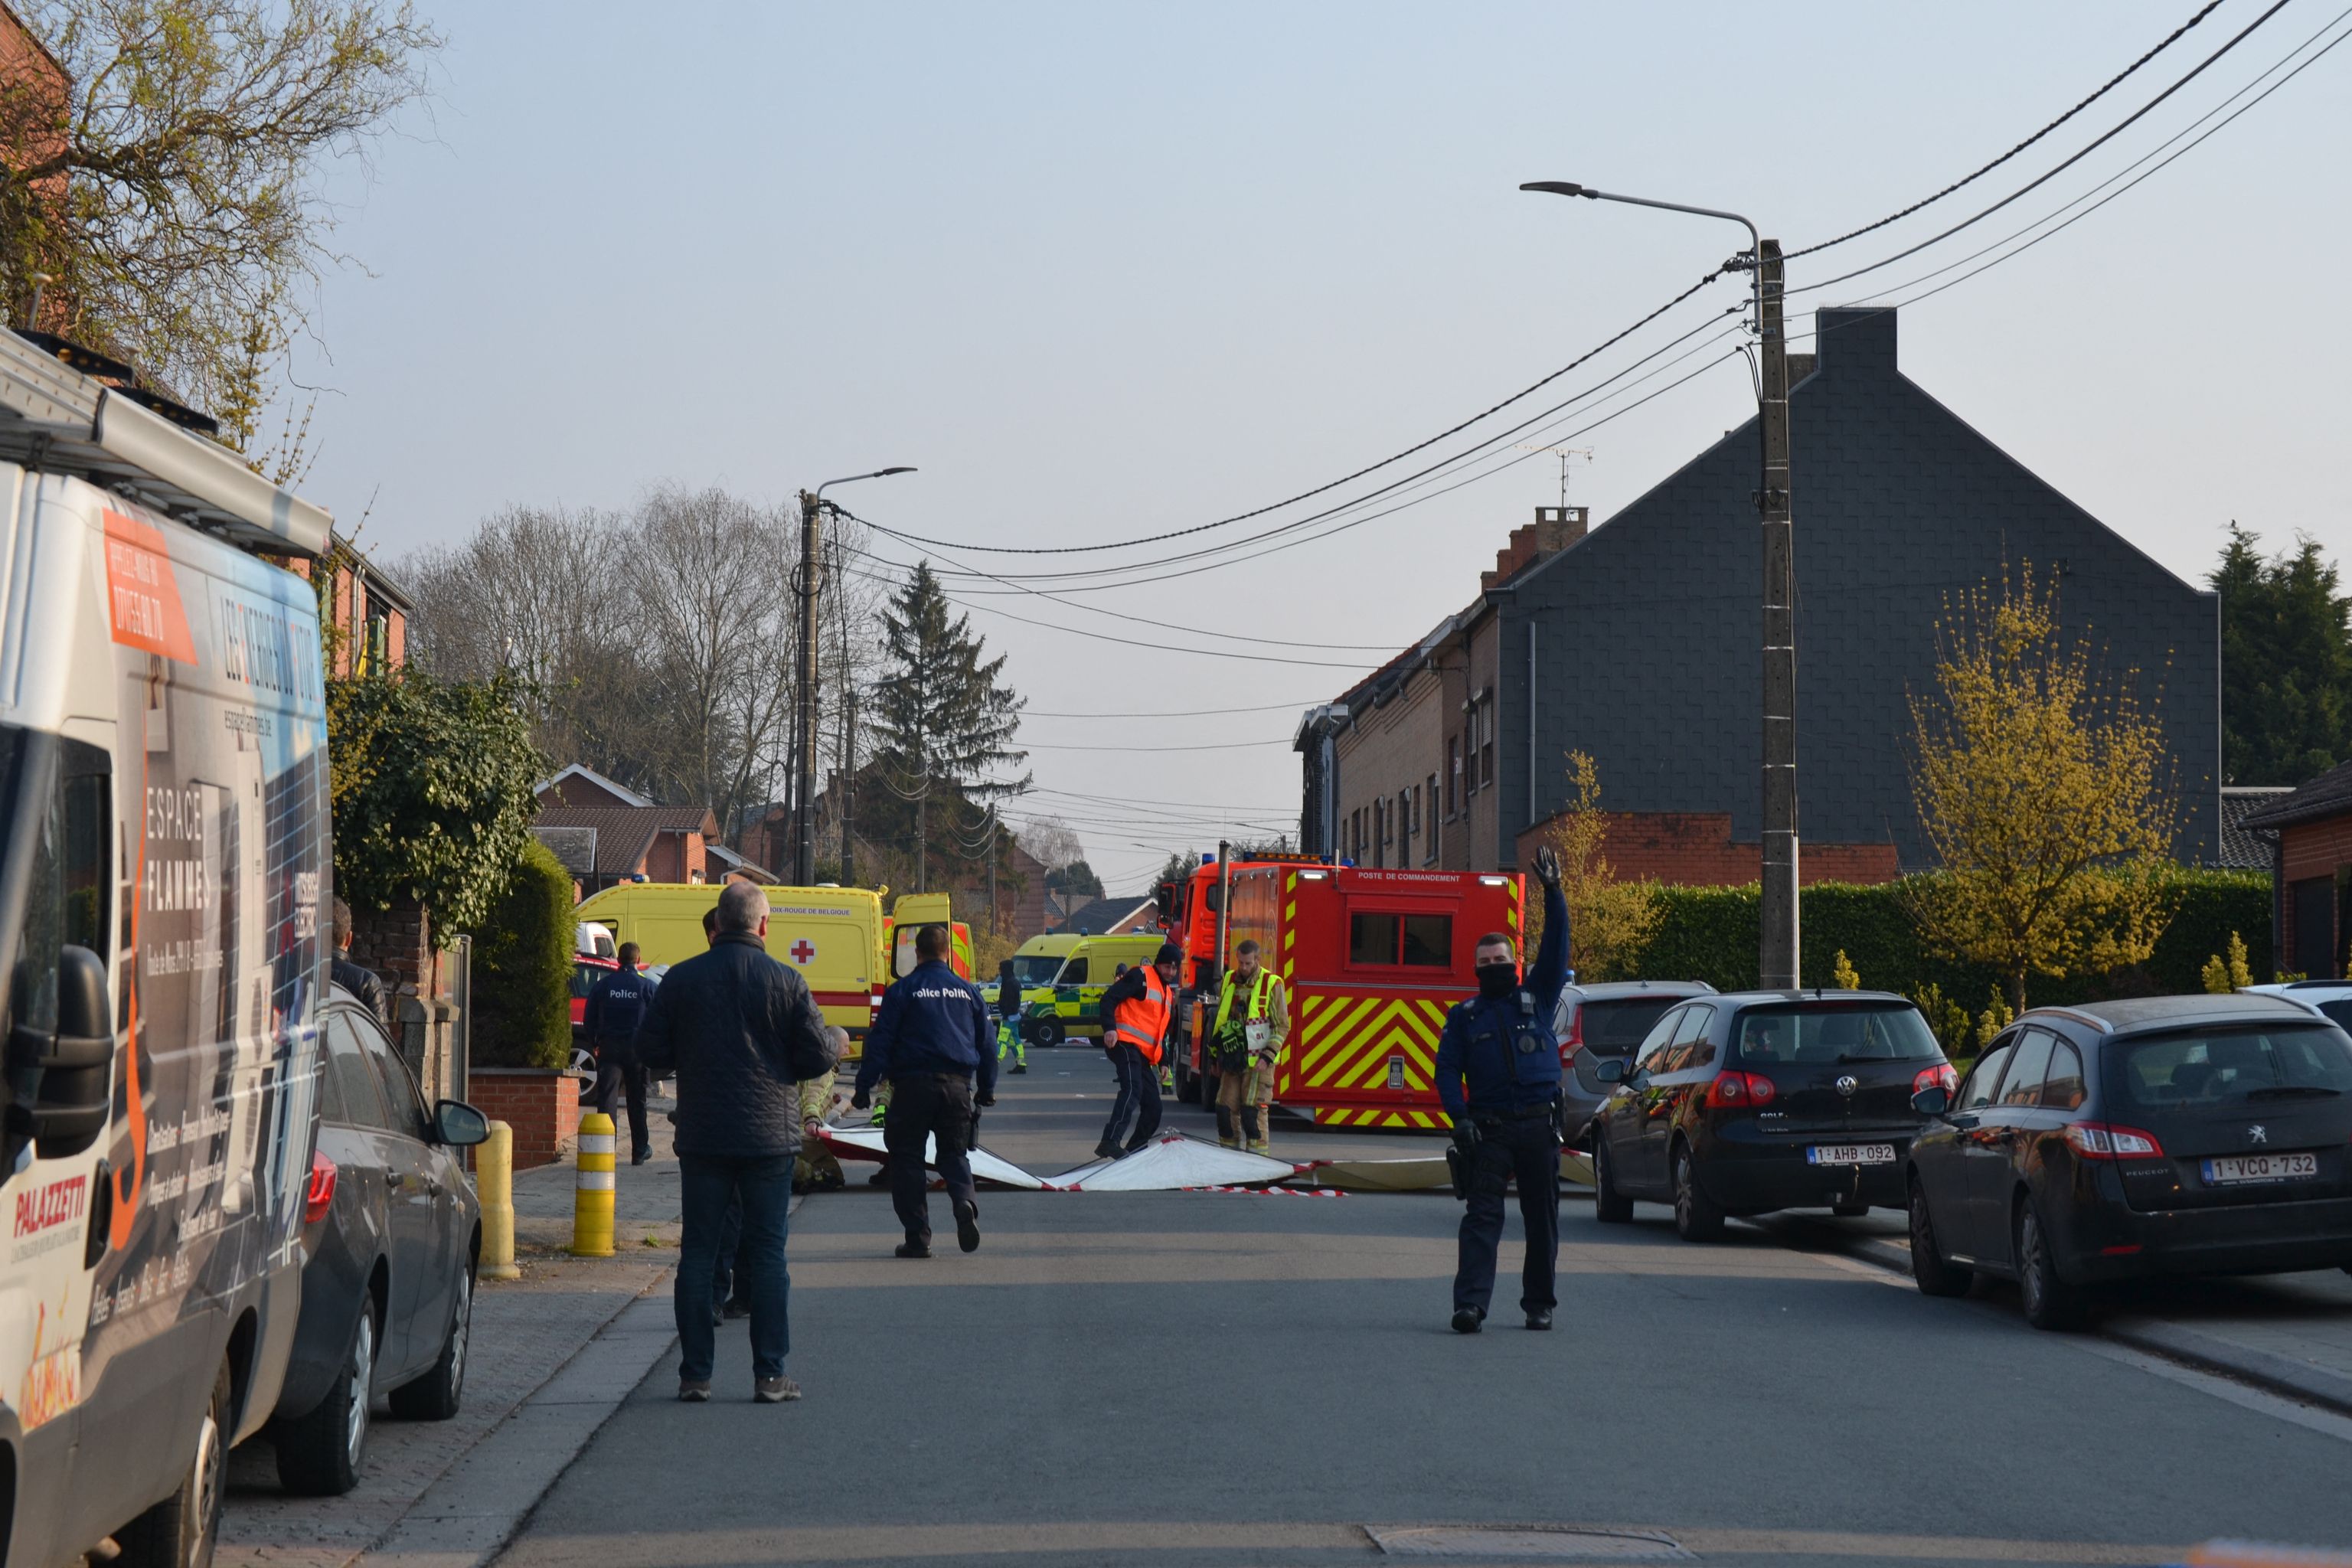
1045, 1134, 1298, 1192
815, 1125, 1045, 1191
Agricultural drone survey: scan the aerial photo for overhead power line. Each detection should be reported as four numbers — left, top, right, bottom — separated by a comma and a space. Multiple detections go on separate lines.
1792, 0, 2292, 295
1786, 0, 2228, 260
858, 270, 1736, 557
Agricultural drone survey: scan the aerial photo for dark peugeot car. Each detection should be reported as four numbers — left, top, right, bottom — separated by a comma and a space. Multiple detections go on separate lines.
1551, 980, 1717, 1145
269, 990, 489, 1494
1589, 991, 1955, 1240
1905, 993, 2352, 1331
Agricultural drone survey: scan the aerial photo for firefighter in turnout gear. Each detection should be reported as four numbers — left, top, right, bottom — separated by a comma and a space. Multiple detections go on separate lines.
1210, 939, 1289, 1154
1434, 845, 1570, 1335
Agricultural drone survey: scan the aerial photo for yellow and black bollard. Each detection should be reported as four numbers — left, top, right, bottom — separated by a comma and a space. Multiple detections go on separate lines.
479, 1120, 522, 1280
571, 1110, 616, 1257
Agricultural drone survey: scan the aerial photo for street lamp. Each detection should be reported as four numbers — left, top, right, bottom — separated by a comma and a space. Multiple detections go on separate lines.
1521, 180, 1799, 990
793, 466, 916, 887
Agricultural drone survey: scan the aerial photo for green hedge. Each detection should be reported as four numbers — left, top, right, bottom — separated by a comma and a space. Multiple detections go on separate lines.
1625, 871, 2272, 1009
467, 840, 575, 1070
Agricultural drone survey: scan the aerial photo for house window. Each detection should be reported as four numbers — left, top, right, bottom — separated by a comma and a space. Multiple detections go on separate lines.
1424, 774, 1439, 862
1447, 737, 1461, 814
1476, 697, 1496, 789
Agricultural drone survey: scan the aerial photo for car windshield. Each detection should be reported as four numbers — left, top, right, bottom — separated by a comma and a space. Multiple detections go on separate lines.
1010, 955, 1066, 988
2112, 1025, 2352, 1111
1736, 1004, 1942, 1066
1579, 998, 1681, 1056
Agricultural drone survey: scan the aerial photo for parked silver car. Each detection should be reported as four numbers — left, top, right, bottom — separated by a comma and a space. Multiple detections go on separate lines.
1553, 980, 1719, 1144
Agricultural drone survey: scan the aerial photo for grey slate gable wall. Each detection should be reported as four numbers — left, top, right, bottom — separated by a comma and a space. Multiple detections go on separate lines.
1495, 305, 2218, 871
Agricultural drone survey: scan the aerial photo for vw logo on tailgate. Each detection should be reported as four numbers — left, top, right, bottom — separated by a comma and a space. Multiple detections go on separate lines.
1835, 1075, 1858, 1097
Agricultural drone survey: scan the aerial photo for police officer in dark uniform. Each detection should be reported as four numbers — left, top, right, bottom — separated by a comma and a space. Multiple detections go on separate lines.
852, 923, 998, 1258
586, 941, 662, 1165
1434, 844, 1570, 1333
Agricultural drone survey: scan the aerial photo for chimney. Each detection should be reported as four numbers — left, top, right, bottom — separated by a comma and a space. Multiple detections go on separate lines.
1486, 506, 1588, 590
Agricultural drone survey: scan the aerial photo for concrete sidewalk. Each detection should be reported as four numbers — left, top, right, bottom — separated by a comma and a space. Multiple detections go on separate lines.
220, 1141, 699, 1568
1788, 1217, 2352, 1417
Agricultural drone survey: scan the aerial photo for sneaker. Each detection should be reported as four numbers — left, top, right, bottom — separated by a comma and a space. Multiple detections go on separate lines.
894, 1239, 932, 1259
753, 1375, 801, 1403
722, 1298, 751, 1321
1451, 1307, 1485, 1334
1010, 1063, 1028, 1075
678, 1380, 712, 1402
954, 1200, 982, 1254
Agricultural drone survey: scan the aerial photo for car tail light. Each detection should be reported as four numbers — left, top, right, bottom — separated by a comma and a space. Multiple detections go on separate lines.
1559, 1006, 1583, 1065
1913, 1064, 1958, 1097
1705, 1070, 1777, 1109
2063, 1122, 2166, 1160
304, 1152, 338, 1225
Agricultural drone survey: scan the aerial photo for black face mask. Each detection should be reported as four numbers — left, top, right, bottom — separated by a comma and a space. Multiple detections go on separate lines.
1475, 962, 1519, 1000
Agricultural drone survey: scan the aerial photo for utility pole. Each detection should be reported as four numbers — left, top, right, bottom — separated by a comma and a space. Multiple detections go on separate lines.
1755, 240, 1799, 990
1520, 181, 1798, 990
839, 687, 858, 886
792, 488, 822, 887
790, 467, 914, 887
985, 803, 998, 933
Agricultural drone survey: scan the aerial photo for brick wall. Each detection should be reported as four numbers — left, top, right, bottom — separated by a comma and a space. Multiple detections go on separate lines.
2279, 813, 2352, 979
1334, 674, 1446, 870
351, 894, 437, 1000
467, 1069, 581, 1170
1513, 811, 1902, 888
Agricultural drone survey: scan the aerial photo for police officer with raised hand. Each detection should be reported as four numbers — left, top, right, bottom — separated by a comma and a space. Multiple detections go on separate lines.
853, 923, 997, 1258
1435, 844, 1571, 1334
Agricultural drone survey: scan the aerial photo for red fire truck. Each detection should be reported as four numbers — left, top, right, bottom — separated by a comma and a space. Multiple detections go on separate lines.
1162, 858, 1525, 1127
1157, 851, 1325, 1106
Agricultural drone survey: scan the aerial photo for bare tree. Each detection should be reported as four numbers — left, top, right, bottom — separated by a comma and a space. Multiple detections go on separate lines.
0, 0, 442, 431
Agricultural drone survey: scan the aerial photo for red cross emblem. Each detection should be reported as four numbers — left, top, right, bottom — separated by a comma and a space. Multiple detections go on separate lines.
789, 939, 816, 964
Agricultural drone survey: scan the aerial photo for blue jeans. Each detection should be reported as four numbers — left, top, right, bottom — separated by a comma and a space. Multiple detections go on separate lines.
678, 1154, 793, 1382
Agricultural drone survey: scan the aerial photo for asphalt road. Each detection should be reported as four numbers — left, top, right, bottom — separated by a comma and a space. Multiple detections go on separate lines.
493, 1071, 2352, 1568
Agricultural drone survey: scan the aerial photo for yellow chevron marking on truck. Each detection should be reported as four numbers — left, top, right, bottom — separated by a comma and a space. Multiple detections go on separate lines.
1295, 994, 1448, 1093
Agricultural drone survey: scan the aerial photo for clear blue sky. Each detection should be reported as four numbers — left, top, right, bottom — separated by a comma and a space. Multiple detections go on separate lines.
294, 1, 2352, 893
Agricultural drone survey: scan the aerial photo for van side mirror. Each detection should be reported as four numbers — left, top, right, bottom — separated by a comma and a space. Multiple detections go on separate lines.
1910, 1086, 1951, 1117
1594, 1057, 1627, 1085
434, 1099, 491, 1146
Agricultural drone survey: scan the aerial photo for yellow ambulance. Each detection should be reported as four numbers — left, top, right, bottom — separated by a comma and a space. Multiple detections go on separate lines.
881, 892, 975, 980
572, 882, 885, 1049
1006, 932, 1167, 1045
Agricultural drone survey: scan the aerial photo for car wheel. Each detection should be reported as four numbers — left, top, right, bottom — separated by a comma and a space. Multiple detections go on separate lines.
116, 1359, 230, 1568
1024, 1016, 1064, 1048
276, 1298, 377, 1495
1671, 1143, 1725, 1242
390, 1263, 472, 1420
2016, 1200, 2086, 1331
1907, 1179, 1971, 1298
1592, 1137, 1633, 1224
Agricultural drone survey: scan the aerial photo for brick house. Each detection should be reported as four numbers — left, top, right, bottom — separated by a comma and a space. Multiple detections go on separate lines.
2243, 762, 2352, 980
531, 763, 720, 894
1302, 305, 2222, 884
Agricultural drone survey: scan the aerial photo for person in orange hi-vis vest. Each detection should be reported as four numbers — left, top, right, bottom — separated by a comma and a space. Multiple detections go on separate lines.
1093, 942, 1181, 1158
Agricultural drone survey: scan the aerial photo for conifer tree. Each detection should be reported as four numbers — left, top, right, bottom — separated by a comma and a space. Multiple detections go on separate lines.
2210, 524, 2352, 784
871, 563, 1027, 890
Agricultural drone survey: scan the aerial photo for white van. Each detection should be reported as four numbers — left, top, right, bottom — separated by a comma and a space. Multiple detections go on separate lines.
0, 331, 334, 1567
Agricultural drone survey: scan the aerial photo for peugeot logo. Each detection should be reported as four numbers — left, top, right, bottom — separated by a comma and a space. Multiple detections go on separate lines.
2249, 1125, 2269, 1145
1835, 1075, 1857, 1097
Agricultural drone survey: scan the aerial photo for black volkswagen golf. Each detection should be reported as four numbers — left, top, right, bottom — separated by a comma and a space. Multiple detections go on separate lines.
1589, 990, 1955, 1240
1905, 993, 2352, 1330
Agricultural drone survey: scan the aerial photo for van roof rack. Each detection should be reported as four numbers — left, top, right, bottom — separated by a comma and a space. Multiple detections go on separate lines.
0, 327, 329, 557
